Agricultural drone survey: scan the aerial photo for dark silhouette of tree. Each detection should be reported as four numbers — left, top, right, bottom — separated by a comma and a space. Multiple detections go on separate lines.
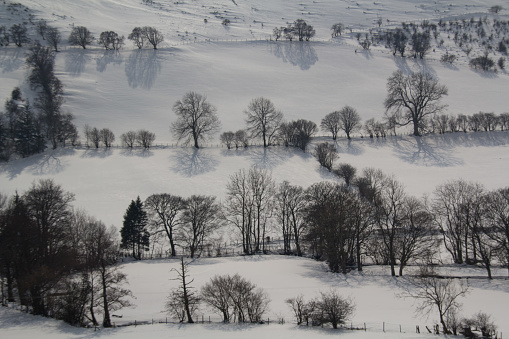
9, 24, 29, 47
144, 194, 184, 257
68, 26, 94, 49
245, 97, 283, 147
142, 26, 164, 49
167, 258, 199, 323
313, 142, 338, 171
46, 27, 62, 52
338, 105, 361, 140
179, 195, 220, 258
136, 129, 155, 148
321, 111, 341, 140
128, 27, 145, 49
384, 70, 448, 136
120, 197, 149, 259
98, 31, 124, 50
171, 91, 221, 149
331, 23, 345, 38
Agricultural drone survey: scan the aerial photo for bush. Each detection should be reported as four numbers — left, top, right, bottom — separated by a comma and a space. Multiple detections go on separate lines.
470, 54, 495, 71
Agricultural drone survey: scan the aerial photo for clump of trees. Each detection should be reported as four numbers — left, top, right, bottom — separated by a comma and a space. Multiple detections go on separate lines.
120, 129, 156, 148
201, 273, 269, 323
273, 19, 315, 41
0, 180, 133, 327
287, 290, 355, 328
128, 26, 163, 49
84, 126, 115, 148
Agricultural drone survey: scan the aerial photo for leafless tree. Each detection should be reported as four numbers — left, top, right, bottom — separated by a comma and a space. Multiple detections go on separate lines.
484, 187, 509, 276
223, 168, 275, 254
338, 106, 361, 140
400, 266, 469, 334
144, 194, 184, 257
179, 195, 220, 258
68, 26, 94, 49
171, 92, 220, 149
9, 24, 29, 47
245, 97, 283, 147
46, 27, 61, 52
128, 27, 145, 49
234, 129, 249, 148
333, 163, 356, 186
433, 180, 485, 265
136, 129, 155, 148
220, 131, 235, 149
201, 274, 269, 323
120, 131, 137, 148
36, 20, 48, 40
313, 142, 338, 171
313, 290, 355, 329
100, 128, 115, 147
275, 181, 306, 256
385, 70, 448, 136
321, 111, 341, 140
98, 31, 124, 50
167, 257, 199, 323
142, 26, 164, 49
331, 23, 345, 38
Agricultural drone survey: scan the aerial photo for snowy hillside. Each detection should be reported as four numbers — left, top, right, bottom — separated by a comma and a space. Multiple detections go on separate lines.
1, 0, 509, 338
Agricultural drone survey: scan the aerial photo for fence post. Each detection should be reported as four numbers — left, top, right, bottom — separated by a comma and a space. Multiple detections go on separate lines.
364, 323, 366, 331
383, 322, 385, 332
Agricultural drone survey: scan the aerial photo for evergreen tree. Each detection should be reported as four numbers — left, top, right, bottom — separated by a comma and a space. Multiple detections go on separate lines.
120, 197, 149, 259
13, 101, 45, 157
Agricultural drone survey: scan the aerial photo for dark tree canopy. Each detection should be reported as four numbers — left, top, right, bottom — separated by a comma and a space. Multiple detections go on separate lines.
120, 196, 149, 259
171, 91, 220, 148
384, 70, 448, 136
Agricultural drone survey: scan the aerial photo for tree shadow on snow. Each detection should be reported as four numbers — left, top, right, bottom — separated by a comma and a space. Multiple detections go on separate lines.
80, 148, 113, 159
119, 148, 154, 158
64, 49, 91, 76
0, 48, 25, 73
125, 49, 163, 89
269, 41, 318, 70
170, 148, 218, 177
246, 146, 307, 170
388, 135, 462, 167
0, 148, 74, 180
96, 50, 124, 72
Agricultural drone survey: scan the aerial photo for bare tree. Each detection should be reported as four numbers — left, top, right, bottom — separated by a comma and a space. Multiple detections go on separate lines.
411, 32, 431, 59
234, 129, 249, 148
100, 128, 115, 147
201, 274, 269, 323
245, 97, 283, 147
321, 111, 341, 140
384, 70, 448, 136
144, 194, 184, 257
142, 26, 164, 49
46, 27, 61, 52
220, 131, 235, 149
68, 26, 94, 49
333, 163, 357, 186
314, 290, 355, 329
98, 31, 124, 50
275, 181, 306, 256
171, 92, 220, 149
338, 106, 361, 140
36, 20, 48, 40
313, 142, 338, 171
120, 131, 137, 148
400, 266, 469, 334
223, 168, 275, 255
9, 24, 29, 47
136, 129, 155, 148
331, 23, 345, 38
167, 257, 199, 323
179, 195, 220, 258
128, 27, 145, 49
484, 187, 509, 276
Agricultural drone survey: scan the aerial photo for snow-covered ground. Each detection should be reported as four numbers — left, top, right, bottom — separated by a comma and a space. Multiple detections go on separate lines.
1, 0, 509, 338
2, 256, 509, 338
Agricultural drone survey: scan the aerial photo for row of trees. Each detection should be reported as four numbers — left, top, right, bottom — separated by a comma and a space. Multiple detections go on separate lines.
273, 19, 316, 42
120, 194, 221, 259
0, 180, 132, 327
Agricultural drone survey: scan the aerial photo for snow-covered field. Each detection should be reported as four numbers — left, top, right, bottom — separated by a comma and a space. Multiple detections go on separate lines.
1, 0, 509, 338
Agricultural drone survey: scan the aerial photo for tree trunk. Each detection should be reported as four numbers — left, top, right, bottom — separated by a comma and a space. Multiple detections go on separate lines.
101, 267, 112, 328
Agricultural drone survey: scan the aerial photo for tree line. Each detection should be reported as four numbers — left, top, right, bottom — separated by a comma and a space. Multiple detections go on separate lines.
117, 165, 509, 279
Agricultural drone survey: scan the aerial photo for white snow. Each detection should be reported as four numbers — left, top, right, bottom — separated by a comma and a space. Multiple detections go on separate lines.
1, 0, 509, 338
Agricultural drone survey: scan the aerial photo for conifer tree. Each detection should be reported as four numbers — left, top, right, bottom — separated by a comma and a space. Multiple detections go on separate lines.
120, 196, 149, 259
